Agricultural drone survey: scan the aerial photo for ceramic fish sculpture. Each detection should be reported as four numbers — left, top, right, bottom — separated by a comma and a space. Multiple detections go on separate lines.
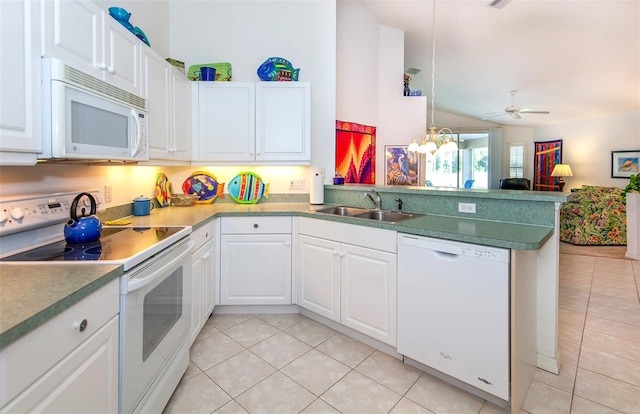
257, 57, 299, 81
227, 172, 270, 204
182, 171, 225, 204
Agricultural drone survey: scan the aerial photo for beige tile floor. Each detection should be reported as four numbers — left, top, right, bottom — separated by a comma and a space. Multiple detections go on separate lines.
164, 247, 640, 414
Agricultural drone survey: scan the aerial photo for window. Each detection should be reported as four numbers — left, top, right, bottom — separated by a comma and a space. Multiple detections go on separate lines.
509, 143, 524, 178
424, 132, 489, 189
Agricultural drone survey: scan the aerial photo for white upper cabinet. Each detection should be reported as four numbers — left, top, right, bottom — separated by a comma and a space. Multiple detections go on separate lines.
0, 0, 41, 165
194, 82, 255, 163
193, 82, 310, 164
255, 83, 310, 163
42, 0, 142, 96
142, 47, 191, 163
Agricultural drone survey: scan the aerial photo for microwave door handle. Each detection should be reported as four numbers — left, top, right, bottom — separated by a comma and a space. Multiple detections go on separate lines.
126, 241, 194, 293
131, 109, 141, 157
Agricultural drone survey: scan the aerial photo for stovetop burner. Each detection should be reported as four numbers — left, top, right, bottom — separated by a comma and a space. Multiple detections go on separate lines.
1, 226, 190, 269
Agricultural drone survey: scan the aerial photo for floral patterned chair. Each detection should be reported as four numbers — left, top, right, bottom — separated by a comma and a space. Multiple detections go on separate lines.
559, 185, 627, 245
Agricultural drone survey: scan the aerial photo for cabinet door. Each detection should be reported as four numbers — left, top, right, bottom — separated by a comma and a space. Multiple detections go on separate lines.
190, 243, 205, 345
170, 69, 192, 160
195, 82, 254, 162
0, 0, 41, 165
42, 0, 102, 77
101, 11, 142, 95
341, 244, 397, 346
2, 316, 119, 413
297, 235, 340, 322
255, 82, 310, 163
142, 48, 171, 160
220, 234, 291, 305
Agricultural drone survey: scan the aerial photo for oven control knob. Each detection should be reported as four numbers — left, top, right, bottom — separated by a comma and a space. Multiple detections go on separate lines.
0, 211, 7, 225
10, 207, 24, 221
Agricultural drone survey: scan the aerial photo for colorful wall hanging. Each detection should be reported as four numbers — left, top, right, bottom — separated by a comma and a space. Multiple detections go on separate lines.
335, 120, 376, 184
534, 139, 562, 191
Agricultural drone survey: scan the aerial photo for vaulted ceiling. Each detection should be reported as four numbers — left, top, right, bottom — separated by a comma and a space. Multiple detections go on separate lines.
355, 0, 640, 127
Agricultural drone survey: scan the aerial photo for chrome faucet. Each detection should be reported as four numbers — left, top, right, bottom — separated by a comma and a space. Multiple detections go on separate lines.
364, 190, 382, 210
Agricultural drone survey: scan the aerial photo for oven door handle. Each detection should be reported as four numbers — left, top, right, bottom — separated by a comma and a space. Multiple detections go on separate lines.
126, 240, 194, 293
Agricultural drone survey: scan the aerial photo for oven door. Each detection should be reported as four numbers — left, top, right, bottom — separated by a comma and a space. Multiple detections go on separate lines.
119, 238, 192, 414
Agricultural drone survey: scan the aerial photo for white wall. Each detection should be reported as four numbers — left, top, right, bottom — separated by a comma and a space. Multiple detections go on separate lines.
169, 0, 336, 180
533, 111, 640, 189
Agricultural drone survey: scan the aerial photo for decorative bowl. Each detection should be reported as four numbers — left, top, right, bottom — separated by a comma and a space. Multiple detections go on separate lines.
108, 7, 131, 22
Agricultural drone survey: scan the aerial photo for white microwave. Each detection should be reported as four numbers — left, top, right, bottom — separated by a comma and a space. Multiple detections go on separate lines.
40, 58, 148, 162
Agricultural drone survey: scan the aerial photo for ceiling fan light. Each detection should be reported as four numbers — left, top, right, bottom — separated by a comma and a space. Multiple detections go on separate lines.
511, 112, 522, 119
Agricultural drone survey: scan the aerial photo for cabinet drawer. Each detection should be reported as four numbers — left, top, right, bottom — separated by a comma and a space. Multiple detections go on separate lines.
192, 219, 217, 250
0, 278, 119, 407
221, 216, 291, 234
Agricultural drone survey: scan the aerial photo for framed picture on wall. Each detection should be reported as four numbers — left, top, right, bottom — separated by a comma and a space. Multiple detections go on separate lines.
385, 145, 421, 185
611, 150, 640, 178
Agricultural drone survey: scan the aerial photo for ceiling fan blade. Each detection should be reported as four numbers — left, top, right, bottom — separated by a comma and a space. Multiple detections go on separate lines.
519, 109, 550, 114
481, 113, 507, 120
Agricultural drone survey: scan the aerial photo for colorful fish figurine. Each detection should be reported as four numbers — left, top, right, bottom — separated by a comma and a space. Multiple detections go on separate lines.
182, 171, 225, 204
257, 57, 299, 81
227, 172, 270, 204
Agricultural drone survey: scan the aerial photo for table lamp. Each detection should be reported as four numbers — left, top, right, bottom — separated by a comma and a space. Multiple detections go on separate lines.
551, 164, 573, 191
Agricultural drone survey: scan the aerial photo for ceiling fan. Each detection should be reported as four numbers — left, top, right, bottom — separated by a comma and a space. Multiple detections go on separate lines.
483, 90, 550, 120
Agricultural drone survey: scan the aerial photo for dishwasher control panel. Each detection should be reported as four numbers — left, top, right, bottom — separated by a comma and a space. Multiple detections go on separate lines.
398, 233, 510, 263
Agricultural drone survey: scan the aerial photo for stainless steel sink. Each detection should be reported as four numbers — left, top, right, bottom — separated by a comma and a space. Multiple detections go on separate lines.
312, 206, 421, 223
353, 210, 419, 223
313, 206, 370, 216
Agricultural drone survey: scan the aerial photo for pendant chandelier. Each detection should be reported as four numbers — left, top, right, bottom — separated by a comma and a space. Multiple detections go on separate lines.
408, 0, 458, 155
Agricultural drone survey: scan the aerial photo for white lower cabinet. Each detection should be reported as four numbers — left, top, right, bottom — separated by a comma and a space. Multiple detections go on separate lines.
190, 220, 217, 345
220, 217, 292, 305
0, 279, 119, 412
297, 218, 397, 346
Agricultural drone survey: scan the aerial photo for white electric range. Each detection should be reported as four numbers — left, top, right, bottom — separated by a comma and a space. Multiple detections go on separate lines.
0, 190, 193, 413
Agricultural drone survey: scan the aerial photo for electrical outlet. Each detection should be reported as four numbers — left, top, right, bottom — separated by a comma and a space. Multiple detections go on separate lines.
104, 185, 113, 203
458, 202, 476, 213
289, 178, 305, 189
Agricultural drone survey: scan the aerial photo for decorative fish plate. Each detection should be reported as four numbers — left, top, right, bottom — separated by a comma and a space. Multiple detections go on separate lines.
257, 57, 299, 81
227, 172, 270, 204
182, 171, 225, 203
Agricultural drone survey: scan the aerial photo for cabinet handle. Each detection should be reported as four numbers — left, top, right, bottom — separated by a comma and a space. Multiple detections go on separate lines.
107, 66, 115, 74
98, 62, 107, 70
253, 223, 259, 229
333, 251, 338, 256
75, 319, 88, 332
285, 241, 290, 247
339, 252, 345, 257
477, 377, 493, 386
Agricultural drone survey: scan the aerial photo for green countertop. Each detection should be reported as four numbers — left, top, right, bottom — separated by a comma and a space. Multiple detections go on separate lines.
0, 200, 555, 349
0, 264, 122, 349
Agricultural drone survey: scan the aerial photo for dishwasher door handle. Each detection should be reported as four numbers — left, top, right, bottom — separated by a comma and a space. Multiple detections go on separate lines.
433, 250, 459, 259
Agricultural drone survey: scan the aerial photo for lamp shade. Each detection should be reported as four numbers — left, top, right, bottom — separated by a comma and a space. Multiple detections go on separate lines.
551, 164, 573, 177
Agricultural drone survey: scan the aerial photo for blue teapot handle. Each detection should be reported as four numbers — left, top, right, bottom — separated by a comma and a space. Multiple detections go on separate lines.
70, 192, 97, 221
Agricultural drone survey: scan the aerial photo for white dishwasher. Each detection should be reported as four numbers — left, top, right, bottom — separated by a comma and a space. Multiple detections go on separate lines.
397, 233, 510, 401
